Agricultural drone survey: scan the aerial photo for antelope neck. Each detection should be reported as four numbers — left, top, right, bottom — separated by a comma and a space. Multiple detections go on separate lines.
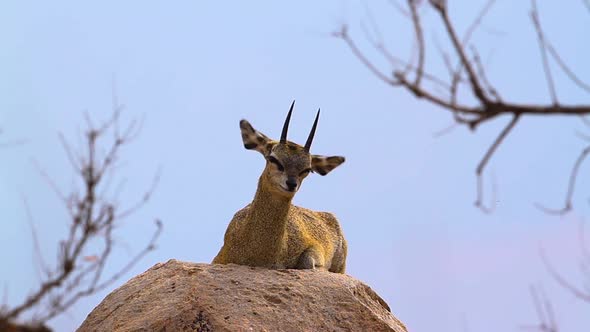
245, 173, 292, 240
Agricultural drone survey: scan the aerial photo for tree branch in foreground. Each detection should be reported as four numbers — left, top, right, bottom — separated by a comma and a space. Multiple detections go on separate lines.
336, 0, 590, 212
0, 107, 162, 329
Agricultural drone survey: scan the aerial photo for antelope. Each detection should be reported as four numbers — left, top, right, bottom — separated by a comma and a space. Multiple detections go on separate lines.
212, 101, 347, 273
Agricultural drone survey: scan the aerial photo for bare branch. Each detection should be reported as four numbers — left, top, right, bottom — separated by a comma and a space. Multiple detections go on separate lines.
393, 73, 479, 114
530, 0, 558, 105
361, 0, 383, 44
545, 42, 590, 94
462, 0, 497, 46
31, 160, 68, 206
22, 198, 50, 279
116, 167, 161, 220
1, 105, 161, 325
340, 0, 590, 211
541, 248, 590, 302
37, 219, 162, 322
432, 121, 459, 138
535, 145, 590, 215
431, 0, 489, 103
471, 46, 502, 102
58, 133, 83, 173
408, 0, 425, 87
387, 0, 411, 18
520, 285, 559, 332
378, 37, 452, 90
475, 114, 520, 210
335, 25, 399, 86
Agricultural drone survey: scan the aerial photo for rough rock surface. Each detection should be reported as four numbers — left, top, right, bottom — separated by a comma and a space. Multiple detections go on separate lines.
78, 260, 407, 332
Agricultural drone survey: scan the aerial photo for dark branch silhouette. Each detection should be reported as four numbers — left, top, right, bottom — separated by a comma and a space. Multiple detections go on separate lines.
0, 106, 161, 330
336, 0, 590, 212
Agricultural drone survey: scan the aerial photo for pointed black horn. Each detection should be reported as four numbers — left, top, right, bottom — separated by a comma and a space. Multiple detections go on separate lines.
304, 108, 320, 152
280, 100, 295, 144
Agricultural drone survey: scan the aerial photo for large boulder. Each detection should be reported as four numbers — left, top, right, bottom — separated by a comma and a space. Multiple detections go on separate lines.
78, 260, 407, 332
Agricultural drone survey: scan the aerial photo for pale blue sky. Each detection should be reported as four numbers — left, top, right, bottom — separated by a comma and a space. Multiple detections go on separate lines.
1, 1, 589, 331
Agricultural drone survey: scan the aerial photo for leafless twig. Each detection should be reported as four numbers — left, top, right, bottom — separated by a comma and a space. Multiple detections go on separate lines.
475, 114, 519, 211
520, 285, 558, 332
0, 105, 162, 327
337, 0, 590, 211
535, 146, 590, 215
541, 246, 590, 302
530, 0, 558, 105
22, 198, 50, 280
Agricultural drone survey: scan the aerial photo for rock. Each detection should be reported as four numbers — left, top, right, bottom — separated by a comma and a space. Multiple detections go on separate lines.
0, 320, 52, 332
78, 260, 407, 332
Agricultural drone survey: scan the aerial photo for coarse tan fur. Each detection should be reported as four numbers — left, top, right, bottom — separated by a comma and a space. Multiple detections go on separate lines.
213, 110, 347, 273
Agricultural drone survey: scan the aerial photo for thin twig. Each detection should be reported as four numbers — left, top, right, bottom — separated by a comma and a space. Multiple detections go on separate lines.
335, 26, 399, 86
377, 41, 451, 89
471, 46, 502, 102
38, 219, 162, 322
433, 1, 489, 103
541, 248, 590, 302
545, 42, 590, 94
1, 104, 161, 325
116, 167, 161, 220
341, 0, 590, 211
475, 114, 520, 210
535, 145, 590, 215
462, 0, 497, 46
408, 0, 425, 87
22, 198, 49, 279
362, 0, 383, 43
432, 121, 459, 138
387, 0, 411, 18
520, 285, 558, 331
31, 160, 68, 205
531, 0, 558, 105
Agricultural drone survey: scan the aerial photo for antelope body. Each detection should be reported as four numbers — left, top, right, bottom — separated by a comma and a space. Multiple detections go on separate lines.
212, 102, 347, 273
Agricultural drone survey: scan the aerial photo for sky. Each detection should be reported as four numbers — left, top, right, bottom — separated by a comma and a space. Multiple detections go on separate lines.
1, 1, 589, 331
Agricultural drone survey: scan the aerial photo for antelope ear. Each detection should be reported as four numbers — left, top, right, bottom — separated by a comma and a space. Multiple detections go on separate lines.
311, 155, 345, 176
240, 120, 274, 155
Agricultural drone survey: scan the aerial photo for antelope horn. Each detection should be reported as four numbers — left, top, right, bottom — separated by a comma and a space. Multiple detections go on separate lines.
304, 109, 320, 152
280, 100, 295, 144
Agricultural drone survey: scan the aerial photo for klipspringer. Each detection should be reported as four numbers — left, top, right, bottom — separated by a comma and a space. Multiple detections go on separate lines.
212, 101, 347, 273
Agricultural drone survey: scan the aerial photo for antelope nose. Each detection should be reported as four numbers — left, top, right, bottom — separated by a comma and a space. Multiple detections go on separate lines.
286, 178, 297, 191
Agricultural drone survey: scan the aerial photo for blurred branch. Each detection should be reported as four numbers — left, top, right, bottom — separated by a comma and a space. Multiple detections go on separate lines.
521, 285, 558, 332
336, 0, 590, 212
0, 105, 162, 328
0, 128, 28, 148
408, 0, 425, 87
535, 146, 590, 215
530, 0, 558, 105
475, 115, 518, 211
23, 198, 50, 279
540, 222, 590, 303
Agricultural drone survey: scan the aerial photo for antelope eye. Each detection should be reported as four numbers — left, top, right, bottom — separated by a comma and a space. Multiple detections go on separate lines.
299, 168, 312, 176
267, 156, 284, 172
